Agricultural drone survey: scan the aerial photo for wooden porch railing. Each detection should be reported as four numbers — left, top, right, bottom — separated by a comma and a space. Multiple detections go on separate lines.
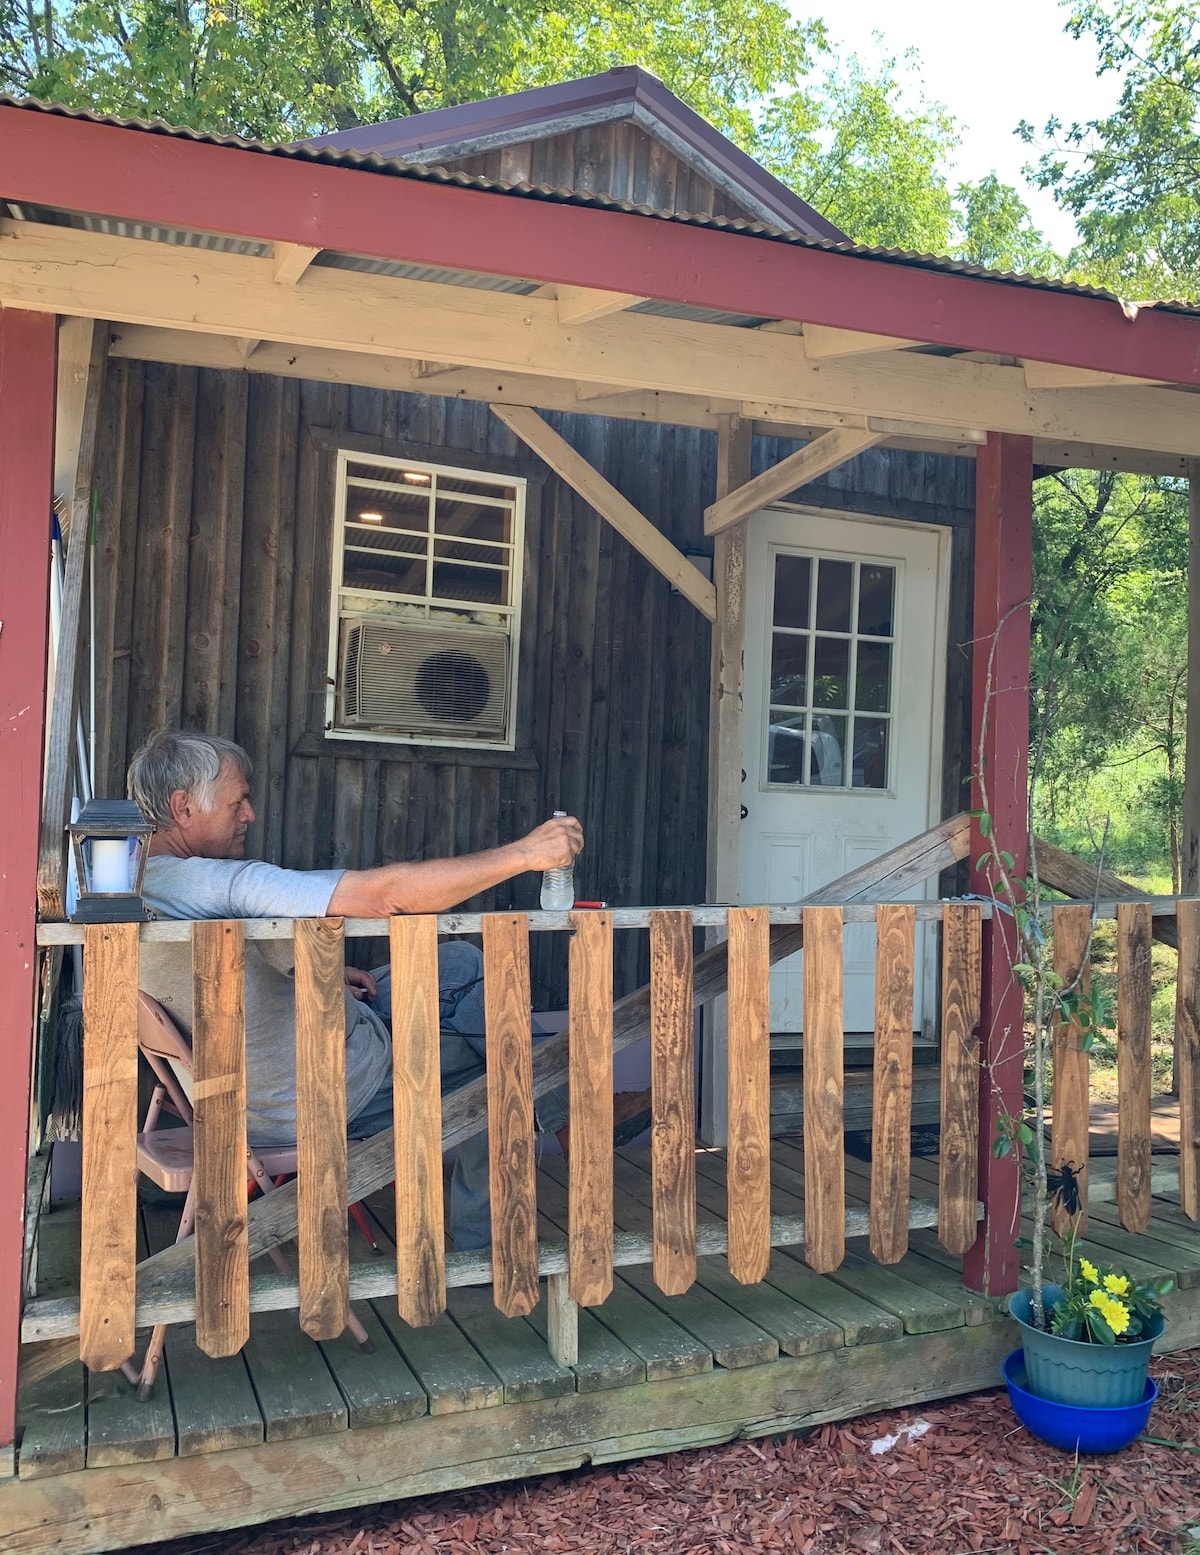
30, 900, 988, 1375
25, 888, 1197, 1379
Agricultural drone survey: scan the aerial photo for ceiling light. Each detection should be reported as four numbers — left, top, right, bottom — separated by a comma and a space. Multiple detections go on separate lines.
402, 470, 432, 485
358, 510, 384, 524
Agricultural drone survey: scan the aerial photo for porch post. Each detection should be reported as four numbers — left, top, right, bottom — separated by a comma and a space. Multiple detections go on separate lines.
961, 431, 1031, 1296
1182, 461, 1200, 893
700, 415, 752, 1145
0, 307, 56, 1454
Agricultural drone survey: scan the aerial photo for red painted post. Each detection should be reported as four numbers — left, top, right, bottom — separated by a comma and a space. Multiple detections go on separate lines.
962, 432, 1032, 1297
0, 307, 56, 1452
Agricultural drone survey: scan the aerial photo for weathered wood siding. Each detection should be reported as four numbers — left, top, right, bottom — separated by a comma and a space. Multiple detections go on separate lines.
89, 365, 975, 1002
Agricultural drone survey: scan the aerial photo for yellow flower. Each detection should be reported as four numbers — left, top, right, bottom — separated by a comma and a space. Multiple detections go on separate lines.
1079, 1258, 1099, 1284
1089, 1289, 1130, 1335
1104, 1273, 1132, 1297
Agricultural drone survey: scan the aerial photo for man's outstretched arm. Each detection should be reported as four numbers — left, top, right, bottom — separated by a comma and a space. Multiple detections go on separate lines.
325, 814, 583, 918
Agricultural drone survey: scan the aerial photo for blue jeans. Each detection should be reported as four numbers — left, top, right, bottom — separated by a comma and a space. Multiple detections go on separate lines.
347, 941, 568, 1250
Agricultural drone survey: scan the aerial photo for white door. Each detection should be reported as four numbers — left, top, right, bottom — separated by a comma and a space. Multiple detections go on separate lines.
740, 507, 949, 1034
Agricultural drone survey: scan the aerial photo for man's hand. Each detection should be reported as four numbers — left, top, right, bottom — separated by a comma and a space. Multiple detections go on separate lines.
345, 966, 378, 1001
518, 814, 584, 872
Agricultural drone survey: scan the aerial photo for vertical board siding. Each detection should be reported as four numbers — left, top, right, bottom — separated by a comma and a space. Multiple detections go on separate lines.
870, 905, 916, 1266
1116, 902, 1153, 1233
1050, 904, 1092, 1238
192, 920, 250, 1359
293, 917, 351, 1341
938, 904, 982, 1256
802, 907, 845, 1275
482, 915, 540, 1318
80, 923, 140, 1372
650, 910, 696, 1295
389, 915, 447, 1326
568, 911, 615, 1307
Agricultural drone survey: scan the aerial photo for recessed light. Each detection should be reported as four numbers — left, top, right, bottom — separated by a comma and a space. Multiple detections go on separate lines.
358, 510, 384, 524
402, 470, 432, 485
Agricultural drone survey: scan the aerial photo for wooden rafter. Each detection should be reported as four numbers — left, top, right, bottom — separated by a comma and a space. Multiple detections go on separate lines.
272, 241, 320, 285
557, 285, 646, 325
490, 403, 717, 620
803, 324, 920, 358
704, 428, 883, 535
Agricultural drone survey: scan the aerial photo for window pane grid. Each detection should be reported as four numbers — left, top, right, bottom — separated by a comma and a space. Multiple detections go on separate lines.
766, 551, 897, 790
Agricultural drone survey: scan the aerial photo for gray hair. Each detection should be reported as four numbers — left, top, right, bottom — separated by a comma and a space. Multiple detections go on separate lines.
127, 731, 252, 828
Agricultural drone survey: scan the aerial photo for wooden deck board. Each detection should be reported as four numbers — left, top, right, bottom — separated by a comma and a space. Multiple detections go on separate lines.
241, 1309, 348, 1443
85, 1336, 177, 1467
369, 1305, 503, 1416
526, 1300, 645, 1393
15, 1361, 86, 1479
446, 1286, 575, 1403
318, 1303, 429, 1427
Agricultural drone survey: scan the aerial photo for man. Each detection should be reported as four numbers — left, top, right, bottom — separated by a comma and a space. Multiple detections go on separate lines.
127, 729, 594, 1250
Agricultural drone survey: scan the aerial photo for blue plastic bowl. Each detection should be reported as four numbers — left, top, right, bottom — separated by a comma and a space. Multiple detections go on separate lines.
1003, 1350, 1157, 1454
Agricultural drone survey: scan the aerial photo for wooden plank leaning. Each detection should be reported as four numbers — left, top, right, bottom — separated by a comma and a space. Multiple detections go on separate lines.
938, 904, 982, 1255
1117, 901, 1153, 1233
80, 923, 139, 1371
36, 321, 108, 920
802, 906, 844, 1274
568, 910, 614, 1308
18, 814, 973, 1387
870, 904, 915, 1265
294, 917, 351, 1341
650, 910, 696, 1296
726, 906, 771, 1284
483, 914, 539, 1318
1177, 900, 1200, 1221
1050, 904, 1092, 1239
192, 920, 250, 1358
389, 915, 446, 1327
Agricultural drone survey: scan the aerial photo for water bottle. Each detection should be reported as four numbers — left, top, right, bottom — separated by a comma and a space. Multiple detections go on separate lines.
540, 811, 575, 910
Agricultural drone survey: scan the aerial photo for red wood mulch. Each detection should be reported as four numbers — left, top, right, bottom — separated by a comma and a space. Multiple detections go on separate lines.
140, 1353, 1200, 1555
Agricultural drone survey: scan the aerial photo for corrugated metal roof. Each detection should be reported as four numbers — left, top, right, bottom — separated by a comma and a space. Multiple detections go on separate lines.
3, 93, 1199, 318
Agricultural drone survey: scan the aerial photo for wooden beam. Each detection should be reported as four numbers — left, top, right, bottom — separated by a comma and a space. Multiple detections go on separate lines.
51, 316, 95, 508
1034, 835, 1178, 950
235, 337, 261, 359
271, 241, 320, 285
705, 428, 882, 535
410, 360, 461, 380
962, 433, 1032, 1299
5, 223, 1199, 456
803, 324, 921, 358
1022, 360, 1167, 389
36, 319, 107, 919
557, 285, 645, 325
0, 306, 57, 1454
489, 403, 717, 620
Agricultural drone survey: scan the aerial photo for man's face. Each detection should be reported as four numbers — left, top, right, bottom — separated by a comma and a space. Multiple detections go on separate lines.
175, 761, 256, 859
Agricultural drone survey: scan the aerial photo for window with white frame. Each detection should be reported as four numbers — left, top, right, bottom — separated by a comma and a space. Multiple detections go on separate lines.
325, 451, 526, 748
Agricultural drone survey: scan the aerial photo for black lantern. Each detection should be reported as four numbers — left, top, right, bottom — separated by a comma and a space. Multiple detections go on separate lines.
68, 800, 156, 923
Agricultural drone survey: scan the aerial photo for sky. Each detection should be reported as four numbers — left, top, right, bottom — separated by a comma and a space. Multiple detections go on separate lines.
793, 0, 1124, 253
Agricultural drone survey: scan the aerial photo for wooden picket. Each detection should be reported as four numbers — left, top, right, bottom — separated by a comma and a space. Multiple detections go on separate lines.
389, 914, 447, 1326
294, 916, 352, 1341
802, 906, 845, 1275
192, 919, 250, 1358
650, 909, 696, 1296
1117, 902, 1153, 1234
482, 914, 540, 1318
726, 906, 771, 1285
568, 910, 614, 1307
938, 904, 981, 1256
79, 922, 139, 1372
1050, 904, 1092, 1238
870, 904, 915, 1265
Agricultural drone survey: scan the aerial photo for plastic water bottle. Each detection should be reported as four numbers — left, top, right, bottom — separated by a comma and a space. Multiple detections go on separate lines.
540, 811, 575, 910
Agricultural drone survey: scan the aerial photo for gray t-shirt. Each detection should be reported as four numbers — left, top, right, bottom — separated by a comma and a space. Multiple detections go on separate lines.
139, 856, 391, 1145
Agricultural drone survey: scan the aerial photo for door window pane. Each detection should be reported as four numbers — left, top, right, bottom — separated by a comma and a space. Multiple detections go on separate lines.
767, 715, 807, 785
813, 636, 850, 708
770, 634, 809, 708
810, 715, 846, 786
858, 565, 895, 637
772, 554, 811, 629
852, 718, 889, 789
815, 559, 853, 633
855, 641, 891, 712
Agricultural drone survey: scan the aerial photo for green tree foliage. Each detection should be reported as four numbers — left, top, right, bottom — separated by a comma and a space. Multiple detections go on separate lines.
952, 173, 1063, 276
1020, 1, 1200, 300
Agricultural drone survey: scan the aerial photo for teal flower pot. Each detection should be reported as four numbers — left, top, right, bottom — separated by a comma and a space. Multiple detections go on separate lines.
1007, 1284, 1164, 1408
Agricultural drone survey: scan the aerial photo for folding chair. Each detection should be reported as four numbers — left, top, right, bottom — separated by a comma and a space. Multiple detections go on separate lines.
125, 993, 373, 1400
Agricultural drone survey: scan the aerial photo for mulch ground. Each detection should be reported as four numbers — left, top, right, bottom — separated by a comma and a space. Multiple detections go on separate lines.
138, 1352, 1200, 1555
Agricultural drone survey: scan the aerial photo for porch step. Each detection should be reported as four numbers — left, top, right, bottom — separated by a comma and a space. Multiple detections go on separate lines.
769, 1068, 941, 1134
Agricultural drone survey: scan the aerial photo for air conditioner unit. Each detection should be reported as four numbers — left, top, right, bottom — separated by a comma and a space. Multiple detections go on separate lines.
338, 617, 511, 740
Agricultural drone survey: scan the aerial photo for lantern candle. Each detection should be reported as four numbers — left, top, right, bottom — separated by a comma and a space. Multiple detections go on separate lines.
90, 838, 132, 893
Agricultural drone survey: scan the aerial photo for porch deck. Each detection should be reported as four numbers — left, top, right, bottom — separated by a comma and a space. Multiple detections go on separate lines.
8, 1143, 1199, 1555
